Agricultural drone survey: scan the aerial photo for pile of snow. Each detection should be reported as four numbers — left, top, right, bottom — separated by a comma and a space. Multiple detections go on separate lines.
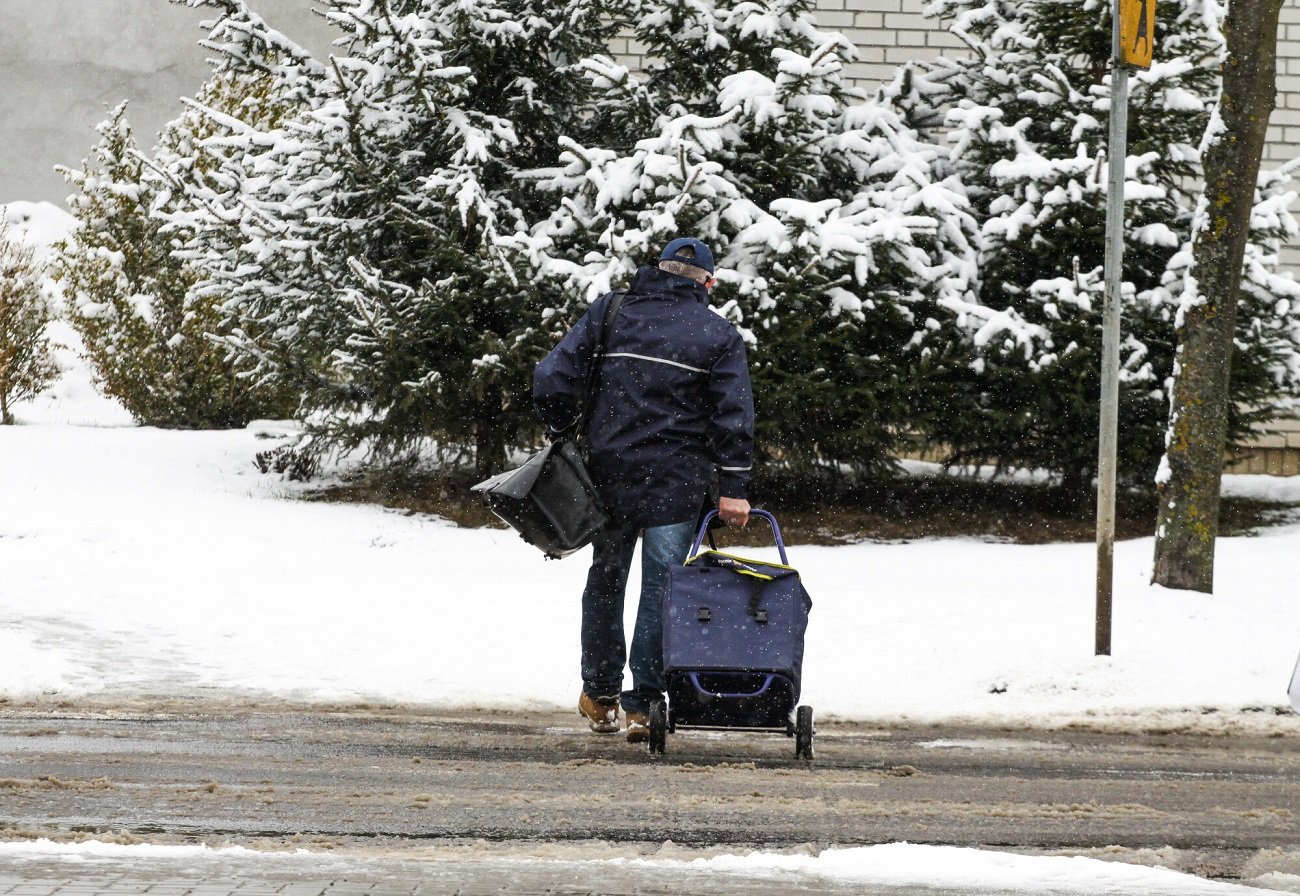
2, 200, 75, 256
645, 844, 1298, 895
2, 200, 133, 427
0, 839, 1294, 895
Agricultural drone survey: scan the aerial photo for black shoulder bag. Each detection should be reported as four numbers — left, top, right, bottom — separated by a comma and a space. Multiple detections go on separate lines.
472, 293, 625, 559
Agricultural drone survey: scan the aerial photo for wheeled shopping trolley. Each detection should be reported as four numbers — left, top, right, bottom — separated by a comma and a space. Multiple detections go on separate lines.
648, 509, 814, 759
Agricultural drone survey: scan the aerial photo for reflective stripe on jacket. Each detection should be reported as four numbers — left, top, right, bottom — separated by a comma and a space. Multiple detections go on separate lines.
533, 265, 755, 528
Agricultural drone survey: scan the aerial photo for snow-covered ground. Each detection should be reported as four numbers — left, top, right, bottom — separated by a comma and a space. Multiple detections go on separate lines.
3, 405, 1299, 731
3, 199, 1298, 894
1, 839, 1296, 896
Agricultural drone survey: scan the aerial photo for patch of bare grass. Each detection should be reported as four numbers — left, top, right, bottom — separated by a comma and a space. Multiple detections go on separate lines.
304, 467, 1297, 546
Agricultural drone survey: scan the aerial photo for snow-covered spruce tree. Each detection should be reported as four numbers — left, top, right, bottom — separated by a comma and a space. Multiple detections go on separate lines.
174, 0, 619, 475
1154, 162, 1300, 458
1228, 165, 1300, 426
0, 224, 59, 425
882, 0, 1300, 504
56, 101, 296, 429
517, 0, 984, 478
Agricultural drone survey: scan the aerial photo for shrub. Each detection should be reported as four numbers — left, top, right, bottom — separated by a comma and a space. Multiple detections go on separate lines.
56, 101, 296, 429
0, 223, 59, 424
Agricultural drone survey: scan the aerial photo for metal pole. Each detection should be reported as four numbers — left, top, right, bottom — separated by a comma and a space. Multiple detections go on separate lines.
1097, 9, 1129, 658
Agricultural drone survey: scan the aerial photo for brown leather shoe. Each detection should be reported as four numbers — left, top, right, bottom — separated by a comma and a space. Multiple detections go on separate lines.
578, 692, 619, 734
625, 710, 649, 743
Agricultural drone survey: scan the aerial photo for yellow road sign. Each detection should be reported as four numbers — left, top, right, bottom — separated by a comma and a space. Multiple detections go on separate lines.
1119, 0, 1155, 68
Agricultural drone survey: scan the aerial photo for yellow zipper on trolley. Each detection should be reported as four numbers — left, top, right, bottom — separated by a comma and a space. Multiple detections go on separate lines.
685, 549, 798, 580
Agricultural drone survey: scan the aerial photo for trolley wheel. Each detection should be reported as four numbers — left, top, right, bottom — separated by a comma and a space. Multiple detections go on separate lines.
648, 700, 668, 755
794, 705, 814, 760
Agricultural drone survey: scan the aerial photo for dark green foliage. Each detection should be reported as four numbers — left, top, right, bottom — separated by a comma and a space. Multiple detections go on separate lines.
526, 0, 980, 479
62, 0, 1299, 494
173, 0, 621, 474
885, 0, 1299, 502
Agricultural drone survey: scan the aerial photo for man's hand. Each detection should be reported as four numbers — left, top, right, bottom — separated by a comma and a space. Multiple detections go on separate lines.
718, 496, 751, 528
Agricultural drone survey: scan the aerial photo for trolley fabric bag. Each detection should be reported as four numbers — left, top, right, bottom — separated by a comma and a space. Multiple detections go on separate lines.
471, 439, 609, 559
661, 509, 812, 728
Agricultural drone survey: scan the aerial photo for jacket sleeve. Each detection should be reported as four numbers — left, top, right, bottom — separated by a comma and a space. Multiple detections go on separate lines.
706, 331, 755, 498
532, 296, 605, 436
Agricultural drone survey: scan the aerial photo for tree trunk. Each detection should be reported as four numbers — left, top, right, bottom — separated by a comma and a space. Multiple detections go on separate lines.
1152, 0, 1283, 592
1058, 465, 1093, 517
0, 361, 9, 424
474, 405, 507, 480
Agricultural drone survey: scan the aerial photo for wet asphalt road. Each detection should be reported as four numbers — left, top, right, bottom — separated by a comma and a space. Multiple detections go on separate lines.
0, 699, 1298, 885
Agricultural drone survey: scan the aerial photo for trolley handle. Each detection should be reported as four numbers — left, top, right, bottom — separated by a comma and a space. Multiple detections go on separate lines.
689, 508, 789, 566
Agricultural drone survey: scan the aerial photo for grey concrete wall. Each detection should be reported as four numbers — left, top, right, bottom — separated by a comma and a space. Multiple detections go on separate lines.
7, 1, 1299, 207
0, 0, 330, 205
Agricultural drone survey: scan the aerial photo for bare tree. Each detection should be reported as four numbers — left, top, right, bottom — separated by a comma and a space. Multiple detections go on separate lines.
0, 224, 59, 425
1152, 0, 1285, 592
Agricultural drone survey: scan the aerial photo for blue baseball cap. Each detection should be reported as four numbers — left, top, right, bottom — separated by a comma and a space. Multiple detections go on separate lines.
659, 237, 715, 275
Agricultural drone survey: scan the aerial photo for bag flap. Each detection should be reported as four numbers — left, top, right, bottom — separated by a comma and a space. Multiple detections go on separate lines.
470, 443, 555, 499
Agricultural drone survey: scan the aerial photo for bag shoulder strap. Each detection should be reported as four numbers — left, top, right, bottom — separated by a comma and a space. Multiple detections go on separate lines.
593, 290, 625, 364
574, 290, 625, 440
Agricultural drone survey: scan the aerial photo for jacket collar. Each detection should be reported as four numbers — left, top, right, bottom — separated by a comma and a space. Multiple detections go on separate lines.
629, 265, 709, 303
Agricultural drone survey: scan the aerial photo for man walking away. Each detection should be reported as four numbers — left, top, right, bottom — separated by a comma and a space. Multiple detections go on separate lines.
533, 238, 755, 742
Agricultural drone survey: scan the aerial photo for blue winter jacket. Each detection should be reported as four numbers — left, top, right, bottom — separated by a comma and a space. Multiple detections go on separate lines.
533, 265, 755, 528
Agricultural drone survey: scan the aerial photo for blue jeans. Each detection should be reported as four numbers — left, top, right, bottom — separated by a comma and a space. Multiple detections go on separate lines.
580, 519, 697, 716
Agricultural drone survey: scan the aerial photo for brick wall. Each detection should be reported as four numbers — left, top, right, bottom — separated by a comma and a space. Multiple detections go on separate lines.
1272, 0, 1300, 271
814, 0, 957, 85
1270, 1, 1300, 171
1226, 414, 1300, 475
